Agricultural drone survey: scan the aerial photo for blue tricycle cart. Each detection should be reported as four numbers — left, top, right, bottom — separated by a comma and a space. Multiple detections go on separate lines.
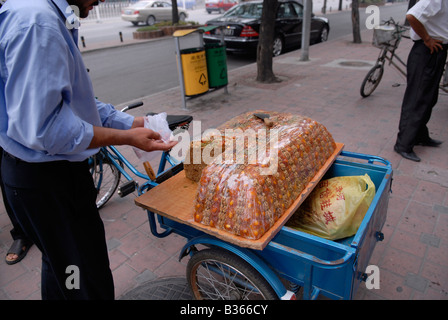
135, 150, 393, 300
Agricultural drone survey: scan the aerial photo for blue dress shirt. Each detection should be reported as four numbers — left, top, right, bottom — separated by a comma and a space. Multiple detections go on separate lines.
0, 0, 134, 162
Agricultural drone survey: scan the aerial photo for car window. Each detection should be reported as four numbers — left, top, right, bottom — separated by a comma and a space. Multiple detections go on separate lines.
277, 3, 297, 19
224, 4, 263, 18
133, 1, 152, 8
291, 2, 303, 18
162, 2, 171, 7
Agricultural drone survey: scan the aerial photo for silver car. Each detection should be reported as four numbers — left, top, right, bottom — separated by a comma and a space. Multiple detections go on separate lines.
121, 1, 188, 26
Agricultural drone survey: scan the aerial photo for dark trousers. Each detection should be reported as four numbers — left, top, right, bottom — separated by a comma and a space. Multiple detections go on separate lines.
1, 152, 114, 300
395, 40, 448, 152
0, 147, 31, 243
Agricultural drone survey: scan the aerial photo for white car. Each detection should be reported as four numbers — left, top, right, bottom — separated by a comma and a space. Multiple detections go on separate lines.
121, 1, 188, 26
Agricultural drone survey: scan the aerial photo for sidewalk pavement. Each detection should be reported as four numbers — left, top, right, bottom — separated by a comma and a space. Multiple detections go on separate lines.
0, 26, 447, 300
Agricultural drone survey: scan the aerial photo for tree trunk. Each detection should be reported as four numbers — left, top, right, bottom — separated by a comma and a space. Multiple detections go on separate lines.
171, 0, 179, 24
256, 0, 279, 83
351, 0, 362, 44
322, 0, 327, 14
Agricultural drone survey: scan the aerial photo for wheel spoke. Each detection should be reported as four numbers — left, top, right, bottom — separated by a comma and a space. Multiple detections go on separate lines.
194, 259, 263, 300
90, 155, 121, 209
187, 249, 278, 300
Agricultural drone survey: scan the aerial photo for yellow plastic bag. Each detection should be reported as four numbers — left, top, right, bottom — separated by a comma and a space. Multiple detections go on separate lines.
287, 174, 375, 240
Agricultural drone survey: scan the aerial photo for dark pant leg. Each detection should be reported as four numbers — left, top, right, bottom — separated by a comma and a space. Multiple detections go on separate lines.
395, 41, 447, 152
1, 153, 114, 300
0, 149, 31, 243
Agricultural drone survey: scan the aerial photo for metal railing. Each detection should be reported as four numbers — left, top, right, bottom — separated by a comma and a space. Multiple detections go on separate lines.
83, 1, 136, 21
82, 0, 205, 22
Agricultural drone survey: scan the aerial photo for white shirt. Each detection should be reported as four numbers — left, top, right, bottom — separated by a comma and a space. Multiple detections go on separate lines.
407, 0, 448, 44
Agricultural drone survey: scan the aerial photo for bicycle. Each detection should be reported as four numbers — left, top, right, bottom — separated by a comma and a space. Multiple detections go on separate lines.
360, 18, 409, 98
443, 60, 448, 89
360, 17, 448, 98
89, 102, 193, 209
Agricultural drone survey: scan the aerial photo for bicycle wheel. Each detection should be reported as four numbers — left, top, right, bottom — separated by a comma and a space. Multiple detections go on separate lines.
441, 64, 448, 93
89, 154, 121, 209
360, 64, 384, 97
186, 248, 278, 300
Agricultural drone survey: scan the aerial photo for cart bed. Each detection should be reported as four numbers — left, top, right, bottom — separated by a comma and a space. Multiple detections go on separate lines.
136, 150, 392, 300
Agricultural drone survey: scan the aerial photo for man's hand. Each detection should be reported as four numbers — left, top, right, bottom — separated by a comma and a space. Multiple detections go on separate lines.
127, 127, 177, 152
89, 126, 177, 151
129, 116, 178, 151
423, 37, 443, 54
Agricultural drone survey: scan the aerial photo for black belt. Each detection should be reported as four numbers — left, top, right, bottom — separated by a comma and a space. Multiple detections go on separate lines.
414, 39, 448, 50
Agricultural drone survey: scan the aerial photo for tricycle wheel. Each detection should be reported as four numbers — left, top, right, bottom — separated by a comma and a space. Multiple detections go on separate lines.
186, 248, 278, 300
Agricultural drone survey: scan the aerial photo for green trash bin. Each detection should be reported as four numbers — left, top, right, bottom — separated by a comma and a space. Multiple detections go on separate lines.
205, 43, 228, 88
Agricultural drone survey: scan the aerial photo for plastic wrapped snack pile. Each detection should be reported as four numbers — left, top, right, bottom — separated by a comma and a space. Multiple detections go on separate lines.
184, 110, 336, 240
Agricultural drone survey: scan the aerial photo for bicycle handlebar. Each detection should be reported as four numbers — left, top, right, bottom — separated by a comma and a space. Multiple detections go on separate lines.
120, 101, 144, 113
382, 17, 409, 32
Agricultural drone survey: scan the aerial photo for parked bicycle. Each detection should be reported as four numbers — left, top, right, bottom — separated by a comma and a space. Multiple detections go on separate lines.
360, 17, 448, 98
89, 102, 193, 209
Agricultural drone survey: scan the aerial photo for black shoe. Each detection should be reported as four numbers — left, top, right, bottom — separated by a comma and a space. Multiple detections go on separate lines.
394, 145, 421, 162
415, 138, 442, 147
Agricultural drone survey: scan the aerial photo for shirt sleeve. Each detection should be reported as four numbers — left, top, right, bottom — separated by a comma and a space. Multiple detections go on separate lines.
3, 23, 94, 156
407, 0, 442, 24
96, 99, 135, 130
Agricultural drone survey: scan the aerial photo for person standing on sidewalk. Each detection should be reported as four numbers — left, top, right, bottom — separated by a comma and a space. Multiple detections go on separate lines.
0, 0, 33, 268
394, 0, 448, 162
0, 0, 176, 299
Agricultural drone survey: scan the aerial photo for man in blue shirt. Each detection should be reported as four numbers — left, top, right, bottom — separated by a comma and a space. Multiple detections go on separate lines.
0, 0, 34, 267
0, 0, 177, 299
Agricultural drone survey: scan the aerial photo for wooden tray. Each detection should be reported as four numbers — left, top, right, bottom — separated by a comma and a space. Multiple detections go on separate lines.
135, 143, 344, 250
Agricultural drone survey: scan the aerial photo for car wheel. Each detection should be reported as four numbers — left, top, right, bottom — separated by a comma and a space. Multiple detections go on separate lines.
132, 21, 139, 26
272, 35, 283, 57
146, 15, 156, 26
207, 10, 211, 14
179, 13, 187, 22
319, 26, 329, 43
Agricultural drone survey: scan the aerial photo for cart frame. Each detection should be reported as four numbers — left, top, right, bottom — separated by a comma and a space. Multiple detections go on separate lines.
144, 150, 393, 300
